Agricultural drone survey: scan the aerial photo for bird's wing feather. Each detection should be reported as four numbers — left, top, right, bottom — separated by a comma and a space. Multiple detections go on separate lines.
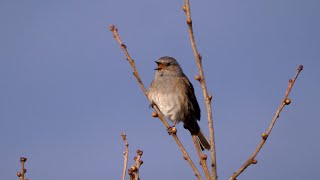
181, 76, 201, 121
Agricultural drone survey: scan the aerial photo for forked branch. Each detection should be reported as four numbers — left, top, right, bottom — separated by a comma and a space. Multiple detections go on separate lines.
229, 65, 303, 180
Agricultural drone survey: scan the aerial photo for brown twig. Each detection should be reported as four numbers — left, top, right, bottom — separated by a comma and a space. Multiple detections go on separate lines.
121, 133, 129, 180
183, 1, 217, 179
134, 150, 143, 180
128, 150, 144, 180
229, 65, 303, 180
17, 157, 27, 180
110, 25, 203, 180
192, 136, 211, 180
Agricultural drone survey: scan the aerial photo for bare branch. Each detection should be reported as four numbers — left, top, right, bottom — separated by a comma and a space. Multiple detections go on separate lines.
17, 157, 27, 180
229, 65, 303, 180
134, 150, 143, 180
121, 133, 129, 180
128, 149, 144, 180
110, 25, 203, 180
183, 1, 217, 179
192, 136, 211, 180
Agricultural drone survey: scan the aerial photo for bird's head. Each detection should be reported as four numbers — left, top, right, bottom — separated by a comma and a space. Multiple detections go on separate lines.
154, 56, 184, 76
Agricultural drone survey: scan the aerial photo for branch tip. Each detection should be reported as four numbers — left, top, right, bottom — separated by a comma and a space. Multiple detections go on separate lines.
298, 65, 303, 71
20, 157, 27, 162
137, 150, 143, 156
109, 25, 115, 31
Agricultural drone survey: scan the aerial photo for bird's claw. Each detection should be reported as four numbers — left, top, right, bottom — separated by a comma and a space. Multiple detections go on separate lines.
149, 102, 155, 109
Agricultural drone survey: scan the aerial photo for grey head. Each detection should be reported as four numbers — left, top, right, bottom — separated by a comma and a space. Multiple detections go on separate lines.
154, 56, 185, 77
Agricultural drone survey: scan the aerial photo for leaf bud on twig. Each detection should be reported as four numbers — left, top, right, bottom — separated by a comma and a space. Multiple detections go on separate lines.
169, 127, 177, 134
195, 75, 201, 81
251, 159, 258, 164
152, 112, 158, 118
261, 133, 268, 140
131, 165, 137, 172
137, 150, 143, 156
284, 99, 291, 105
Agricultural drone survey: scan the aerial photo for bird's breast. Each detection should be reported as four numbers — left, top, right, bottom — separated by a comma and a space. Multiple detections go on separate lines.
149, 78, 186, 123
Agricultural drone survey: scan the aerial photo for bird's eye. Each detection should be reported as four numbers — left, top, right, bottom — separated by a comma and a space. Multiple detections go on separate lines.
166, 62, 171, 66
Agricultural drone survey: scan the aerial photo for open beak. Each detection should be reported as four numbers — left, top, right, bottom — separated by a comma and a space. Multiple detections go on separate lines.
154, 61, 164, 70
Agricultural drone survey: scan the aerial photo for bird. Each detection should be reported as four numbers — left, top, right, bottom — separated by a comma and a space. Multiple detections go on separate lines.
148, 56, 210, 150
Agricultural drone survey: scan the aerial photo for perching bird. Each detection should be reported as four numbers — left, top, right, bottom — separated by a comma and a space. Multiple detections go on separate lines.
148, 56, 210, 150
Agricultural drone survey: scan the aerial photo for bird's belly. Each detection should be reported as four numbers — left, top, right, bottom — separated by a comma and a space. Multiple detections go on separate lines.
152, 93, 182, 123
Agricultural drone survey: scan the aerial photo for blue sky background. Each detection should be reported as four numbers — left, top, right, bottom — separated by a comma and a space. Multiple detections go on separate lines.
1, 0, 319, 179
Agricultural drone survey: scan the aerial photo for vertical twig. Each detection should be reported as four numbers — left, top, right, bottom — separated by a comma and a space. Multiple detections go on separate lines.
192, 136, 211, 180
134, 150, 143, 180
183, 1, 217, 179
110, 25, 203, 180
17, 157, 27, 180
229, 65, 303, 180
121, 133, 129, 180
128, 150, 143, 180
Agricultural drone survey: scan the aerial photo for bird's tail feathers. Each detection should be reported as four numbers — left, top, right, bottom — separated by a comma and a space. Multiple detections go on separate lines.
197, 130, 211, 151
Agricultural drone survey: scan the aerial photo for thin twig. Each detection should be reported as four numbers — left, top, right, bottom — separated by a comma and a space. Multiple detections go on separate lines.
183, 1, 217, 179
192, 136, 211, 180
134, 150, 143, 180
229, 65, 303, 180
17, 157, 27, 180
110, 25, 203, 180
128, 149, 144, 180
121, 133, 129, 180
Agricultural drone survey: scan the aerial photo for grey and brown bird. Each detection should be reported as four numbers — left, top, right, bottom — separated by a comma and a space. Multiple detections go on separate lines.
148, 56, 210, 150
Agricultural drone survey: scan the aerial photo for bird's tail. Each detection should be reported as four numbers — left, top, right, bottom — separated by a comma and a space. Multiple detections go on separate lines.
197, 130, 211, 151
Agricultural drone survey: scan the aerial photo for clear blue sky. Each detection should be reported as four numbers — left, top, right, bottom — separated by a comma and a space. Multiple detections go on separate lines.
1, 0, 319, 179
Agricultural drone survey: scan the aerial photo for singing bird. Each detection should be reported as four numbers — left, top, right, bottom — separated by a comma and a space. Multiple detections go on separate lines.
148, 56, 210, 150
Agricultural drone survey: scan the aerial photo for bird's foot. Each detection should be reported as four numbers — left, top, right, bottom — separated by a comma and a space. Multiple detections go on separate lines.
149, 102, 156, 109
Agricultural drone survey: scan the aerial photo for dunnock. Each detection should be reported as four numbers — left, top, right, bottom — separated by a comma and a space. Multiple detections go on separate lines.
148, 56, 210, 150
